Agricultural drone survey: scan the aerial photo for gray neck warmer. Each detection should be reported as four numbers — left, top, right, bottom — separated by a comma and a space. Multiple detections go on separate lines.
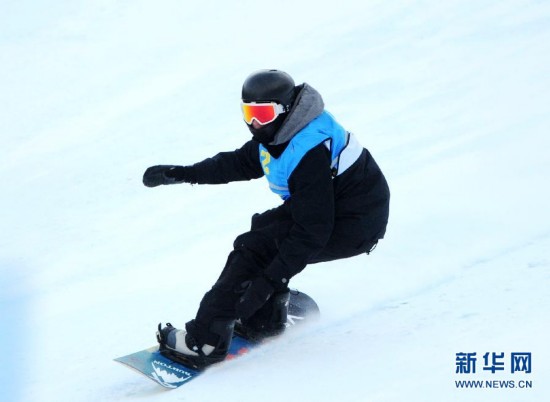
269, 83, 325, 146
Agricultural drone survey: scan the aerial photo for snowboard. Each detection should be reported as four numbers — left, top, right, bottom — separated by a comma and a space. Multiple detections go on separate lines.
115, 289, 319, 389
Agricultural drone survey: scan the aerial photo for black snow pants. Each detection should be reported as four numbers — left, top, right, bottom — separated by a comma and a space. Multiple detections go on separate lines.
186, 204, 384, 343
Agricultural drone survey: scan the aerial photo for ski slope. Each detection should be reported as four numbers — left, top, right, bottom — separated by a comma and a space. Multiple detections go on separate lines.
1, 1, 549, 401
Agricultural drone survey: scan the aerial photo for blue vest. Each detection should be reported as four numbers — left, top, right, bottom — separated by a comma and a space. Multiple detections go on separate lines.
259, 111, 362, 200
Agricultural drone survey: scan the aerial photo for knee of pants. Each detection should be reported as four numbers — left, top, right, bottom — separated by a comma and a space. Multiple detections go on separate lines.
232, 231, 278, 266
250, 206, 291, 230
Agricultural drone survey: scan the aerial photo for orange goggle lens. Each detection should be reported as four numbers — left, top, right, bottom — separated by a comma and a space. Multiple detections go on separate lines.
241, 102, 285, 125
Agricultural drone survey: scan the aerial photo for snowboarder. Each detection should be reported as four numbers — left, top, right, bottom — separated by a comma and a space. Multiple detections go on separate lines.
143, 69, 390, 368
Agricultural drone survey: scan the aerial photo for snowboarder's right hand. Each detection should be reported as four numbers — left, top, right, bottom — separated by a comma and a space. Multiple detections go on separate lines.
143, 165, 183, 187
235, 275, 288, 320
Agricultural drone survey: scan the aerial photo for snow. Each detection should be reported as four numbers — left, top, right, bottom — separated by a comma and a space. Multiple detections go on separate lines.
1, 0, 549, 401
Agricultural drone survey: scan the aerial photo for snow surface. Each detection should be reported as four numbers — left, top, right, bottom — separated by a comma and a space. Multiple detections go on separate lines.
1, 1, 550, 401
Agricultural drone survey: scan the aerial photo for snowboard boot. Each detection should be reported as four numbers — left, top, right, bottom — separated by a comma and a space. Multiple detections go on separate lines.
235, 288, 290, 342
156, 319, 234, 370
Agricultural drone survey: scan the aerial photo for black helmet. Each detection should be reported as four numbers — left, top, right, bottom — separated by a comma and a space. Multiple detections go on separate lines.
242, 69, 296, 107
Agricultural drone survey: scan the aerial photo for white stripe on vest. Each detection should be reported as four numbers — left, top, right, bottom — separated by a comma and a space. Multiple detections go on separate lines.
324, 131, 363, 177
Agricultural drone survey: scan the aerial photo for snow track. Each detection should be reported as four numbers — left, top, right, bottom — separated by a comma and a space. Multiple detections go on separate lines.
1, 1, 549, 401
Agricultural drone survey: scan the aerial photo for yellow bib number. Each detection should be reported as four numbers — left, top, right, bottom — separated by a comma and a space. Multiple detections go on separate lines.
260, 150, 271, 175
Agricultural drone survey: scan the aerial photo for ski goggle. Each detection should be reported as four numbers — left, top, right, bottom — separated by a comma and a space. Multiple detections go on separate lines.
241, 102, 287, 126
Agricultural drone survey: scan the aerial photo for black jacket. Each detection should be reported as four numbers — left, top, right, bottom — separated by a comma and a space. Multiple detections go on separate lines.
175, 84, 389, 281
179, 138, 389, 280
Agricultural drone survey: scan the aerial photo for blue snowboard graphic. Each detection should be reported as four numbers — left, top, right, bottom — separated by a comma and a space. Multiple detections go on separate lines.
115, 290, 319, 388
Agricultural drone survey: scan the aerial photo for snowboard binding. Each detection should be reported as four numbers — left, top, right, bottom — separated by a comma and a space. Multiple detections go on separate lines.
156, 322, 231, 371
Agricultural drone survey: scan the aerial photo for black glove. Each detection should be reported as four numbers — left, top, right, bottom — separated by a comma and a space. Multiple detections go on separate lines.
236, 275, 287, 320
143, 165, 188, 187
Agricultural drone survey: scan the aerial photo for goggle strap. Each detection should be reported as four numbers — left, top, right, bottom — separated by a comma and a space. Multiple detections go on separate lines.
274, 103, 286, 114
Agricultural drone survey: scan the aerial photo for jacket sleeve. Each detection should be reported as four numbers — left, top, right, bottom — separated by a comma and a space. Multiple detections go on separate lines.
264, 143, 335, 285
184, 140, 264, 184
